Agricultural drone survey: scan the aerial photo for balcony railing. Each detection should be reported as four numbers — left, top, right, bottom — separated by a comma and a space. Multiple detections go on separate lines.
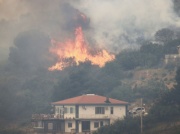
32, 114, 64, 120
32, 114, 117, 120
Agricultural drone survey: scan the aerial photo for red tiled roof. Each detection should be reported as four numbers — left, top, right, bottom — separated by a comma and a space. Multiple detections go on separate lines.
52, 94, 128, 105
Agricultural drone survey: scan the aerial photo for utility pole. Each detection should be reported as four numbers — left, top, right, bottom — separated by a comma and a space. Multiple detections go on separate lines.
140, 98, 143, 134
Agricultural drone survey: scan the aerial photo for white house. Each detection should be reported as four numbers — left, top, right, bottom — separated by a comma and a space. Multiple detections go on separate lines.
32, 94, 129, 134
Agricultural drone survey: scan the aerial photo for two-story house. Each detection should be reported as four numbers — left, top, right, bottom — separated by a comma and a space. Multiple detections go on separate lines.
32, 94, 128, 134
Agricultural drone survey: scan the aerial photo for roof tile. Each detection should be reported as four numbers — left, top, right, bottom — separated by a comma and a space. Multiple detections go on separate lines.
52, 94, 128, 105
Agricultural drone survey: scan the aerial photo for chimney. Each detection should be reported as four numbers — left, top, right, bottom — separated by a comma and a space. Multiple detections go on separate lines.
104, 97, 111, 103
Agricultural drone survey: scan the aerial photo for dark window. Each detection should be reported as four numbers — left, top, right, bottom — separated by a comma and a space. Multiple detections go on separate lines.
110, 107, 113, 114
100, 121, 103, 127
94, 122, 99, 128
95, 107, 105, 114
82, 121, 90, 132
68, 122, 72, 128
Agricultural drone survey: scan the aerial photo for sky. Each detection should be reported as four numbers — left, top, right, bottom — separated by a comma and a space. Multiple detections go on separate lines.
0, 0, 180, 62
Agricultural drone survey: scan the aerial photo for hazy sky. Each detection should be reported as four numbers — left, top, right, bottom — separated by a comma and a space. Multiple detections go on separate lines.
0, 0, 180, 62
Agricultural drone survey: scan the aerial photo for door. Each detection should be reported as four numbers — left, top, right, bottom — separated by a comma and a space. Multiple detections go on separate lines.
82, 121, 90, 132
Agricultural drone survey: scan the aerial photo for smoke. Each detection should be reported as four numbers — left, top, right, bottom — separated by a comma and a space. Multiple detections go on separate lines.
0, 0, 180, 124
173, 0, 180, 16
60, 2, 90, 31
75, 0, 180, 52
0, 0, 180, 63
8, 30, 51, 71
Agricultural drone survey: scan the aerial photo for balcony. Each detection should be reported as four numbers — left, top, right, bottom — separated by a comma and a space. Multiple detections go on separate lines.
32, 114, 64, 120
32, 114, 113, 120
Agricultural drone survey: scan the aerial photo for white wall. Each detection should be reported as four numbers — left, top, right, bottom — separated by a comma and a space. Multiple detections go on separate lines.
55, 104, 127, 133
78, 120, 109, 133
55, 105, 126, 120
113, 105, 126, 118
90, 120, 109, 131
64, 120, 76, 132
78, 105, 126, 121
109, 106, 126, 123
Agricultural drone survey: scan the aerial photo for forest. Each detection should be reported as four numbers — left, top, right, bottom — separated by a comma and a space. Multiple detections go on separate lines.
0, 27, 180, 133
0, 0, 180, 133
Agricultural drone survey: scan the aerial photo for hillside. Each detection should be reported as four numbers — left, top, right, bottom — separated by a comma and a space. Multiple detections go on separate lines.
0, 1, 180, 133
94, 66, 180, 134
1, 43, 180, 133
145, 120, 180, 134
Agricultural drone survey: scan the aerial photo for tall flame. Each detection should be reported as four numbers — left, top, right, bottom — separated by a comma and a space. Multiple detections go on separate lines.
49, 27, 115, 71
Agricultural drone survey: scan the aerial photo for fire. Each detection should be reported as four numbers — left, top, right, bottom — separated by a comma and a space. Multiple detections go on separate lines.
49, 27, 115, 71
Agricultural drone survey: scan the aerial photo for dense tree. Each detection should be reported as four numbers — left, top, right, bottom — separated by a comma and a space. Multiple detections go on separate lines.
52, 62, 101, 101
1, 26, 180, 132
155, 28, 175, 43
52, 62, 122, 101
163, 38, 180, 55
108, 85, 135, 102
140, 42, 164, 60
116, 49, 161, 70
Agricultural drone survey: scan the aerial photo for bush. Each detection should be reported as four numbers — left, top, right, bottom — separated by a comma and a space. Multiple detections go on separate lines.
93, 117, 140, 134
148, 105, 180, 122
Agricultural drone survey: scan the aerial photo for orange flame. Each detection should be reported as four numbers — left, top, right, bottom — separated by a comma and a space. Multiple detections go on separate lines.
49, 27, 115, 71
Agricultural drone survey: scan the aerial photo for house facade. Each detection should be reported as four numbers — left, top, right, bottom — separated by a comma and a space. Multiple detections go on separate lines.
32, 94, 128, 134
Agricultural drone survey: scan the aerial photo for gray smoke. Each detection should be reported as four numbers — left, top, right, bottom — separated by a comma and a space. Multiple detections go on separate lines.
8, 30, 51, 71
0, 0, 180, 63
60, 2, 90, 31
75, 0, 180, 52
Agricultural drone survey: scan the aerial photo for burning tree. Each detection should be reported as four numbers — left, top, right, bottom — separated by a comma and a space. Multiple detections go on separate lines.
49, 27, 115, 71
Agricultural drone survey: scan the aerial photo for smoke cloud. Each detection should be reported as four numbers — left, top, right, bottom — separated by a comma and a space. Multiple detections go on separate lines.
8, 30, 51, 71
0, 0, 180, 62
75, 0, 180, 51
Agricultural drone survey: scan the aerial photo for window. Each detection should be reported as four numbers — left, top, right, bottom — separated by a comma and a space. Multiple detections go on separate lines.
37, 121, 44, 128
70, 107, 74, 113
94, 122, 99, 128
82, 121, 90, 131
110, 107, 114, 114
48, 123, 53, 130
95, 107, 105, 114
68, 122, 72, 128
56, 107, 59, 114
64, 107, 69, 113
100, 121, 103, 127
